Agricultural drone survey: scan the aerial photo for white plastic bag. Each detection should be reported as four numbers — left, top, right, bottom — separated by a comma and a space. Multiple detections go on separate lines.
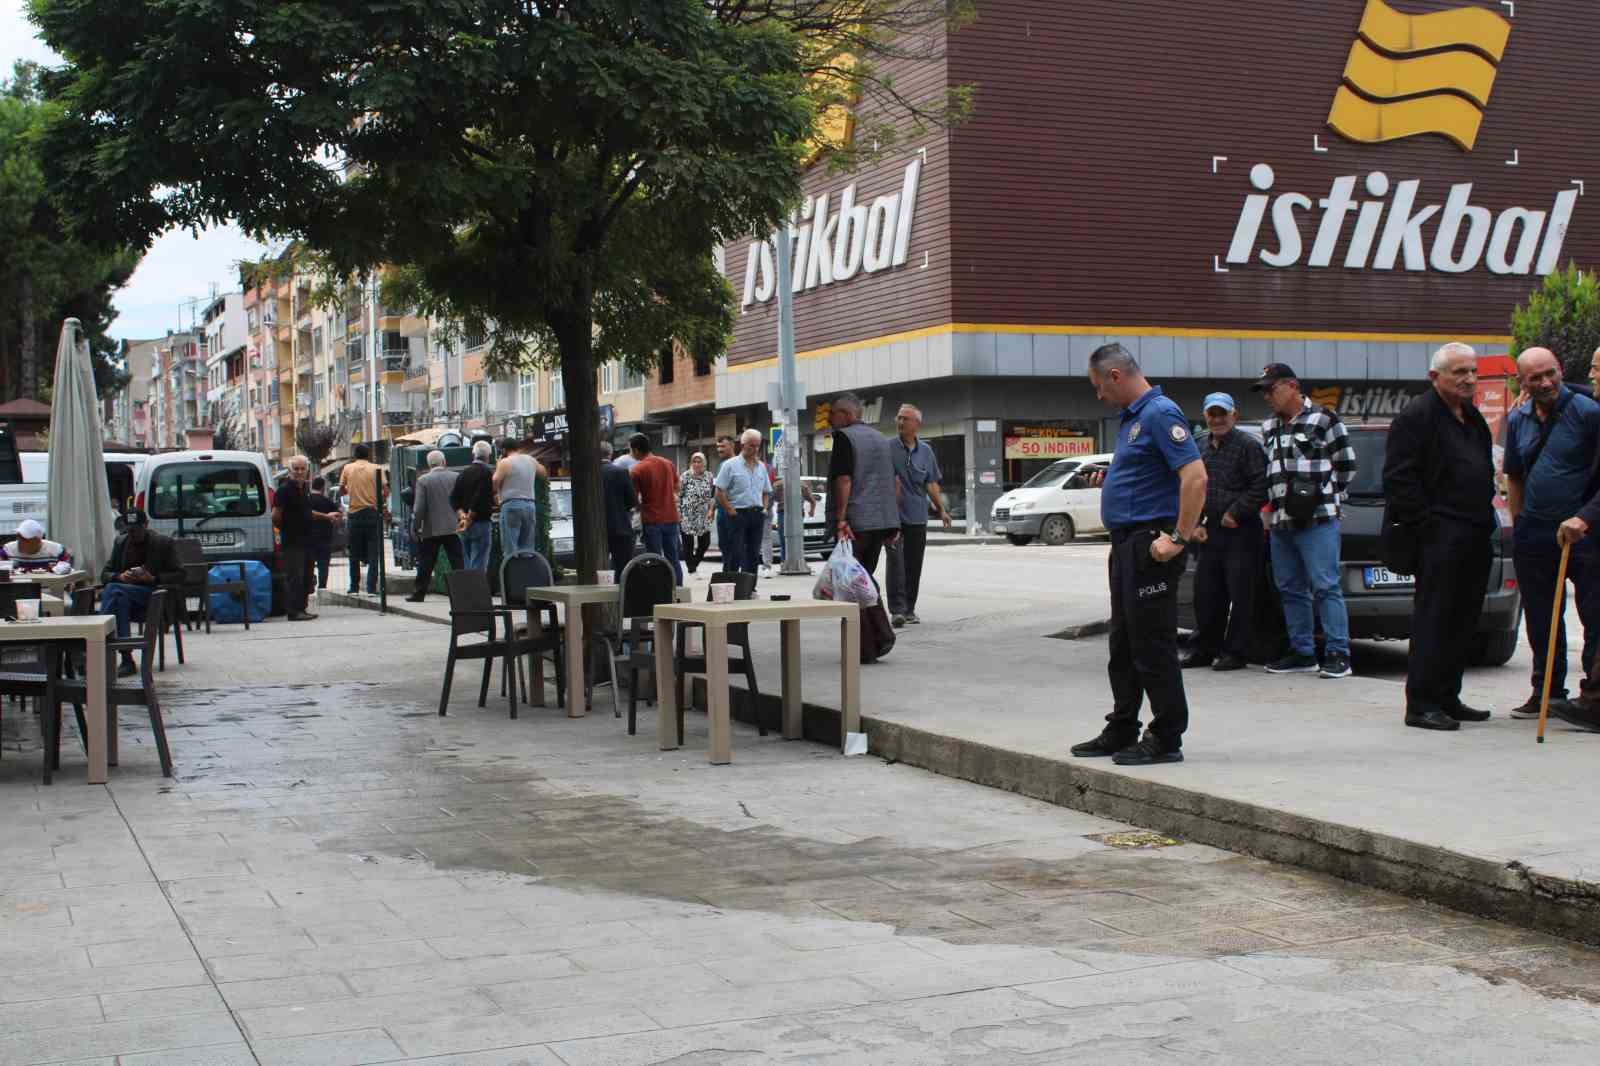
822, 539, 878, 607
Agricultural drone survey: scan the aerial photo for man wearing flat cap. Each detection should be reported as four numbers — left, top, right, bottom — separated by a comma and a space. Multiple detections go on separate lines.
1183, 392, 1268, 671
1255, 363, 1358, 679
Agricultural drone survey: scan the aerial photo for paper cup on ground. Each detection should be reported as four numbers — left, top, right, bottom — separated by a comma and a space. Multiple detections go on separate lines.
15, 600, 39, 621
843, 732, 869, 756
711, 583, 735, 604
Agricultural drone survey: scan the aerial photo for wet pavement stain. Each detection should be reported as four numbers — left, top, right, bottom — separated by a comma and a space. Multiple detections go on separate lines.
135, 680, 1600, 1006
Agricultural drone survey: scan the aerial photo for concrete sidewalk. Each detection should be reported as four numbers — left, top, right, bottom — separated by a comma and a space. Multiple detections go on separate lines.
330, 541, 1600, 942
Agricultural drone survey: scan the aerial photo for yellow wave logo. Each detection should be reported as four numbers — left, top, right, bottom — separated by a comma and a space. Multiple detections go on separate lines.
1326, 0, 1512, 151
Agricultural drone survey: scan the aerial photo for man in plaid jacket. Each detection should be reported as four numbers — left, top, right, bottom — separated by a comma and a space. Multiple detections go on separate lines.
1255, 363, 1358, 679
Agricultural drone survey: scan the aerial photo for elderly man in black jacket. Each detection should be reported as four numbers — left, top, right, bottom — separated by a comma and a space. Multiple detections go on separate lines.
1183, 392, 1268, 671
1383, 342, 1498, 731
99, 509, 185, 676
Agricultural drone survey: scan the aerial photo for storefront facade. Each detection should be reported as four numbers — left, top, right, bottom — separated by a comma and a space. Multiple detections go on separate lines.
718, 0, 1594, 525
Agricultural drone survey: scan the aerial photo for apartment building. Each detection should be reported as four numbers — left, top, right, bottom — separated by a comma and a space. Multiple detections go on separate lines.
200, 291, 247, 438
109, 337, 159, 446
642, 340, 716, 471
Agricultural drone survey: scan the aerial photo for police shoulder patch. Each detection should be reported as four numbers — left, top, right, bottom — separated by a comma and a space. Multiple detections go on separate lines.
1128, 422, 1143, 442
1169, 424, 1189, 442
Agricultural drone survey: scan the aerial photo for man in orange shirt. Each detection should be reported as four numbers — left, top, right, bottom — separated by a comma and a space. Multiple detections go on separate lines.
628, 433, 683, 585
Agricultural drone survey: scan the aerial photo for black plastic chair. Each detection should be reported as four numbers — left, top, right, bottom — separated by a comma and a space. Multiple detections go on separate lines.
438, 569, 537, 719
593, 554, 676, 732
47, 589, 173, 782
171, 539, 212, 632
672, 571, 764, 744
498, 551, 565, 709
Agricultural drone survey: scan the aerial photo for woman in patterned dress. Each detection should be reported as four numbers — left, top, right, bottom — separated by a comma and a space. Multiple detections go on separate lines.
678, 452, 716, 575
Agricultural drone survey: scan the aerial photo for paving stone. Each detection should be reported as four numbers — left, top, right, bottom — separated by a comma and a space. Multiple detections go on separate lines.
0, 1009, 241, 1063
99, 984, 228, 1022
387, 1004, 660, 1058
1020, 959, 1266, 1008
239, 987, 503, 1040
214, 974, 353, 1010
251, 1027, 407, 1066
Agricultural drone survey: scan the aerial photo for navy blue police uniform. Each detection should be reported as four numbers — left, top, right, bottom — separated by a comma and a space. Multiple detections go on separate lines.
1098, 386, 1201, 752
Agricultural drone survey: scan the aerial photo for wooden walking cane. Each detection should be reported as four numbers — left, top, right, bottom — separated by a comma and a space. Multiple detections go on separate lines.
1537, 540, 1573, 744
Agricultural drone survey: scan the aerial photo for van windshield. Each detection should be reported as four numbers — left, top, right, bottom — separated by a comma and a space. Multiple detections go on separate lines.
1021, 460, 1079, 490
149, 462, 267, 519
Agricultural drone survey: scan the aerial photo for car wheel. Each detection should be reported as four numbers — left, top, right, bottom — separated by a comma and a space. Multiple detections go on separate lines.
1468, 624, 1520, 667
1006, 535, 1034, 547
1039, 514, 1076, 545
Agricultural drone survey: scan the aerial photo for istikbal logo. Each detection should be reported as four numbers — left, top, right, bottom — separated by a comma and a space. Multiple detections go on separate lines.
1223, 0, 1579, 278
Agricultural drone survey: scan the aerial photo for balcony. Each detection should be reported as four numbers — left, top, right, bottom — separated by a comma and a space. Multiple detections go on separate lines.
382, 410, 415, 427
382, 349, 411, 373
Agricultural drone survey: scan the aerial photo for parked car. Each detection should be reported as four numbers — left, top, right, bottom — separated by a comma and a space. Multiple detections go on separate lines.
991, 453, 1114, 545
1176, 421, 1521, 666
135, 449, 282, 609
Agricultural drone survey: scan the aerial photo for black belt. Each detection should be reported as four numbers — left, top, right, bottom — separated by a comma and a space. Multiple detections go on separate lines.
737, 506, 764, 513
1109, 521, 1176, 543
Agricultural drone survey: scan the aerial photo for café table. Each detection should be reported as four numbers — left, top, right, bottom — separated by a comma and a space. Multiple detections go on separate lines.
652, 600, 861, 764
8, 569, 91, 596
520, 584, 694, 717
0, 615, 114, 783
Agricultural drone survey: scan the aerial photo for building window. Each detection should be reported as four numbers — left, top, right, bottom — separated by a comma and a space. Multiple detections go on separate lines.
551, 373, 565, 410
693, 351, 711, 377
311, 327, 324, 358
464, 328, 487, 351
600, 363, 613, 393
247, 307, 260, 333
620, 364, 643, 390
450, 386, 461, 414
658, 346, 674, 385
518, 372, 535, 414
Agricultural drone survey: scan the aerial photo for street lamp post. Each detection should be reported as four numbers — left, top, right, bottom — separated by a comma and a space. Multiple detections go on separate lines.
773, 223, 808, 574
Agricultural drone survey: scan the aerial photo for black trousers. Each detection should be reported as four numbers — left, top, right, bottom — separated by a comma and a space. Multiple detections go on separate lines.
346, 510, 382, 593
851, 527, 895, 586
309, 543, 331, 589
886, 523, 929, 616
283, 543, 308, 616
1193, 522, 1262, 658
415, 534, 464, 595
681, 530, 711, 574
1408, 518, 1493, 712
1513, 521, 1600, 699
1105, 526, 1189, 749
608, 533, 636, 583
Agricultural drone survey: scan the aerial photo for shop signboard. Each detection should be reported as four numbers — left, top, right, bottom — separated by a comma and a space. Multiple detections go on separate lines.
1004, 436, 1095, 460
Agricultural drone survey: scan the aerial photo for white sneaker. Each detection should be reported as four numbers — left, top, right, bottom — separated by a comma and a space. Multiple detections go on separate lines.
760, 565, 772, 578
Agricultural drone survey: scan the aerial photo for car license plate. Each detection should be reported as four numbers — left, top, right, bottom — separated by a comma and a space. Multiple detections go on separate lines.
197, 531, 236, 547
1363, 566, 1414, 589
993, 523, 1007, 533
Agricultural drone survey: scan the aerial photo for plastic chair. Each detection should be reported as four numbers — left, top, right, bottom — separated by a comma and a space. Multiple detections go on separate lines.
438, 569, 538, 719
497, 551, 565, 708
594, 553, 676, 731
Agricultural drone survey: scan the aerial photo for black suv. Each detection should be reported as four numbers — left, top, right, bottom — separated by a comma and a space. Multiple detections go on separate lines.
1176, 421, 1522, 666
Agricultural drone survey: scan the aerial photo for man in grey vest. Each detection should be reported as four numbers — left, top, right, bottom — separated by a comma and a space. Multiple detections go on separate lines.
827, 393, 900, 579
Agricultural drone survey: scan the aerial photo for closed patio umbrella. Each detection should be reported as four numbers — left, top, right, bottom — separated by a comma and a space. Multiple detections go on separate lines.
47, 318, 115, 580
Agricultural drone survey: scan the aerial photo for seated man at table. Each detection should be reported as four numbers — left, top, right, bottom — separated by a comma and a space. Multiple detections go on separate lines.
1, 519, 74, 572
99, 509, 183, 677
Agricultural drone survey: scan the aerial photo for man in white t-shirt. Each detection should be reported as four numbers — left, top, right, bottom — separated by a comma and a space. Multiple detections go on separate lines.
0, 519, 74, 573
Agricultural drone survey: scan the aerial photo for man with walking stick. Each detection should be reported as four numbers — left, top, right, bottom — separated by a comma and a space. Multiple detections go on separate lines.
1383, 344, 1497, 731
1502, 347, 1600, 725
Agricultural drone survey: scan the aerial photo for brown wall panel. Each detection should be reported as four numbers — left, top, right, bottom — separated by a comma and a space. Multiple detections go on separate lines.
726, 50, 953, 365
948, 0, 1596, 336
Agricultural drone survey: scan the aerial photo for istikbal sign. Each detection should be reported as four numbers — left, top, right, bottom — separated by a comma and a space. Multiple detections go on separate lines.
741, 158, 921, 307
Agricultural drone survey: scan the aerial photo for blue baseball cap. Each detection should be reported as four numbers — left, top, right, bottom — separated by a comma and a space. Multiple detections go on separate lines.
1202, 392, 1236, 413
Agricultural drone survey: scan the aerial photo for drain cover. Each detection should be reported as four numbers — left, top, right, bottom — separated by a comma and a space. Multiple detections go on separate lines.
1088, 830, 1182, 849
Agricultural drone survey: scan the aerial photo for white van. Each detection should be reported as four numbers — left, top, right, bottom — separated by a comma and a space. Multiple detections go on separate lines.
0, 452, 149, 539
135, 451, 279, 596
990, 452, 1114, 545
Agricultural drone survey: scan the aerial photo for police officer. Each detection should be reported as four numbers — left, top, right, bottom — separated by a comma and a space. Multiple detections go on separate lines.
1071, 344, 1207, 765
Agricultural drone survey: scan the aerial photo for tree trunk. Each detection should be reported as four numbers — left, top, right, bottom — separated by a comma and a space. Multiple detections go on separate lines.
18, 273, 38, 401
552, 293, 604, 586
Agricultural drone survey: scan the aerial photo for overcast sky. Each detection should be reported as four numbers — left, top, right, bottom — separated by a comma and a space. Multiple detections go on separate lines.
2, 0, 270, 343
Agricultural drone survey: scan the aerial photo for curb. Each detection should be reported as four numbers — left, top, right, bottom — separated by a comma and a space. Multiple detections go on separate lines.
317, 591, 1600, 945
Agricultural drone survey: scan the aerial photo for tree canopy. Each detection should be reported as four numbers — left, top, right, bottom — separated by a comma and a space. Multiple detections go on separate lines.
0, 61, 137, 400
1511, 264, 1600, 383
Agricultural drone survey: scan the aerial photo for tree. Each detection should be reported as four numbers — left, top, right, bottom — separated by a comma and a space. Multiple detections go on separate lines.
1511, 264, 1600, 383
30, 0, 965, 578
0, 61, 137, 400
295, 419, 344, 472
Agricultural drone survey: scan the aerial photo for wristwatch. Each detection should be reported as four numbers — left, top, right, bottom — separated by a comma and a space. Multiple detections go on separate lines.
1168, 530, 1187, 546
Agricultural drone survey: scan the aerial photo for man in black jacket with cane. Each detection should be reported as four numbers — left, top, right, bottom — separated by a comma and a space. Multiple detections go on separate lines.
1383, 343, 1498, 731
